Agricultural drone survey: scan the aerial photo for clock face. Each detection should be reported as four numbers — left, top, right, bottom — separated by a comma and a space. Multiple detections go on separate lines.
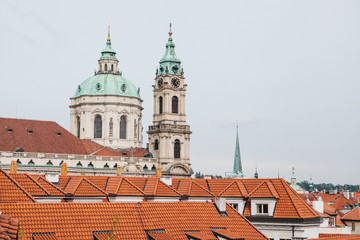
157, 79, 163, 88
171, 78, 180, 88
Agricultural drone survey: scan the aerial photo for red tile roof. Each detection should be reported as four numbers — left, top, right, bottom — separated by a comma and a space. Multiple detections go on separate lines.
174, 179, 214, 197
313, 193, 341, 203
36, 177, 65, 196
331, 194, 357, 211
0, 168, 36, 203
9, 173, 48, 197
147, 232, 176, 240
218, 181, 248, 198
0, 213, 18, 240
106, 177, 145, 196
309, 234, 360, 240
63, 178, 107, 197
248, 180, 279, 199
32, 233, 58, 240
341, 207, 360, 221
0, 202, 269, 240
212, 229, 247, 240
185, 232, 217, 240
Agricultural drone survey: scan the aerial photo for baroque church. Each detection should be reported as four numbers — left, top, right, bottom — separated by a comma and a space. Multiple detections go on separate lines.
0, 26, 192, 177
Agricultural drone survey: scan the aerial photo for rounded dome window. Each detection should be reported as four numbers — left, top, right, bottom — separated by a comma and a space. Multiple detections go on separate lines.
96, 83, 101, 90
77, 85, 81, 92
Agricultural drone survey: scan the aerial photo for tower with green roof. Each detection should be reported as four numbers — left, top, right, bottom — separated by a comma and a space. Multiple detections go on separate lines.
70, 26, 143, 149
147, 24, 192, 176
233, 126, 244, 178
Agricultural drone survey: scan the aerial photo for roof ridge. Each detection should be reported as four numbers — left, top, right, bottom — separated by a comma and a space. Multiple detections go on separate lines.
76, 178, 107, 196
68, 177, 83, 195
0, 168, 36, 202
218, 181, 238, 197
235, 180, 248, 197
279, 179, 301, 218
113, 177, 124, 194
342, 207, 360, 220
25, 174, 50, 196
264, 180, 279, 198
248, 180, 267, 197
155, 179, 182, 196
191, 181, 214, 197
153, 178, 159, 195
37, 176, 65, 195
121, 177, 146, 195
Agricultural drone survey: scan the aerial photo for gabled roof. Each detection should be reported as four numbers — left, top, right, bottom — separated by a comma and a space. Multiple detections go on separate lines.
0, 168, 36, 203
342, 207, 360, 221
313, 193, 341, 203
93, 232, 120, 240
9, 173, 48, 197
106, 177, 145, 196
142, 178, 182, 197
248, 180, 279, 199
36, 177, 65, 196
63, 178, 107, 197
331, 194, 357, 211
212, 229, 245, 240
218, 181, 248, 198
175, 179, 214, 197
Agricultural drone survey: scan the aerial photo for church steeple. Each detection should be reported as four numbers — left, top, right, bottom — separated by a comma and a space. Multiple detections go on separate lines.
157, 23, 182, 77
233, 125, 244, 177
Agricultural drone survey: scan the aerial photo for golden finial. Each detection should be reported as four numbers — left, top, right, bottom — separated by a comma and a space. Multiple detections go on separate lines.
169, 22, 173, 36
107, 24, 111, 41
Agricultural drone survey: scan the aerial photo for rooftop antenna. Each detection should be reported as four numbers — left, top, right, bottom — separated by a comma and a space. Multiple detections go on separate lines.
107, 24, 111, 41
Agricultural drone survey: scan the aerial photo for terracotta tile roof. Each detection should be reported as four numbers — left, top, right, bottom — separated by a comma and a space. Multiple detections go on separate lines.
0, 202, 269, 240
63, 178, 107, 197
0, 213, 18, 240
58, 175, 71, 190
93, 232, 120, 240
0, 168, 36, 203
36, 177, 65, 196
218, 181, 248, 198
185, 232, 217, 240
143, 178, 182, 197
323, 202, 337, 216
309, 234, 360, 240
32, 233, 58, 240
9, 173, 48, 197
331, 194, 357, 211
106, 177, 145, 196
298, 193, 317, 202
147, 232, 176, 240
0, 118, 95, 155
248, 180, 279, 199
93, 147, 149, 157
341, 207, 360, 221
212, 229, 246, 240
78, 176, 110, 191
313, 193, 341, 203
175, 179, 214, 197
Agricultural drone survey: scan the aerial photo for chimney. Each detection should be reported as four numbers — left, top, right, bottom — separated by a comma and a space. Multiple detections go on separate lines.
117, 165, 122, 176
61, 163, 67, 175
344, 190, 350, 200
156, 167, 162, 178
215, 197, 226, 213
312, 197, 324, 214
10, 161, 17, 174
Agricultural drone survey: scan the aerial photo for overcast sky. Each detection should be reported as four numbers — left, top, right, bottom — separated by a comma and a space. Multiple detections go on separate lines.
1, 0, 359, 184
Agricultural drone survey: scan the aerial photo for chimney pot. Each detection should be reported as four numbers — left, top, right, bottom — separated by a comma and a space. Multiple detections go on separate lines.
10, 161, 17, 174
117, 166, 122, 176
61, 163, 67, 176
156, 167, 162, 178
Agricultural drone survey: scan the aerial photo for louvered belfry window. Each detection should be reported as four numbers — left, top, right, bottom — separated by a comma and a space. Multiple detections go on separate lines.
77, 116, 81, 138
174, 139, 180, 158
120, 116, 127, 139
94, 115, 102, 138
159, 96, 163, 114
172, 96, 178, 114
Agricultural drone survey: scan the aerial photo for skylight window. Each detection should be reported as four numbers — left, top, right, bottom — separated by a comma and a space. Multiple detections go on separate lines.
6, 127, 13, 133
26, 128, 33, 134
56, 132, 62, 136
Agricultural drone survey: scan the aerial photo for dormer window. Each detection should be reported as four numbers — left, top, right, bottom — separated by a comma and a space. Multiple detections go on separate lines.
56, 132, 62, 136
6, 127, 13, 133
257, 204, 268, 214
26, 128, 33, 134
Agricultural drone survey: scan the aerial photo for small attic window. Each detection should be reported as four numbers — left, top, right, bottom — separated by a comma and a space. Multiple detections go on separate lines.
88, 162, 94, 168
76, 161, 83, 167
26, 128, 33, 134
104, 163, 109, 168
56, 132, 62, 136
6, 127, 13, 133
96, 83, 101, 90
28, 159, 35, 165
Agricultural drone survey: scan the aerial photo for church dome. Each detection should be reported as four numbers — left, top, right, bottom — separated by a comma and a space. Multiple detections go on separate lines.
73, 74, 141, 99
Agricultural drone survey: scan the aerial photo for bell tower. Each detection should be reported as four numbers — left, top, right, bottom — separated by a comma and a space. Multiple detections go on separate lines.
147, 25, 192, 176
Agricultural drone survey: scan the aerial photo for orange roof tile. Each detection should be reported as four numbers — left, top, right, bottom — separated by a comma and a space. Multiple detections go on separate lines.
106, 177, 145, 196
63, 178, 107, 197
36, 177, 65, 196
175, 179, 214, 197
185, 232, 217, 240
248, 180, 279, 199
0, 213, 18, 240
342, 207, 360, 221
313, 193, 341, 203
0, 202, 268, 240
212, 229, 247, 240
309, 234, 360, 240
331, 194, 357, 211
0, 168, 36, 203
9, 173, 48, 197
32, 233, 58, 240
147, 232, 176, 240
93, 232, 120, 240
218, 181, 248, 198
142, 178, 182, 197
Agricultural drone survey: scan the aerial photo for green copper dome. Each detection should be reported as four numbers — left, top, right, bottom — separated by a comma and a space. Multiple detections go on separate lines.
73, 74, 141, 99
100, 40, 118, 61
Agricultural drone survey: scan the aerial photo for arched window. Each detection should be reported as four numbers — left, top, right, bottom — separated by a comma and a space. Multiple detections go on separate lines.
154, 139, 159, 150
172, 96, 178, 114
94, 115, 102, 138
159, 96, 163, 114
77, 116, 81, 138
104, 64, 108, 71
174, 139, 180, 159
111, 64, 114, 71
120, 116, 126, 139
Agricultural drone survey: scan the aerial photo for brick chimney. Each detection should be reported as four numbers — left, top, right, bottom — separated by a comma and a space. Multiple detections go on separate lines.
61, 163, 67, 175
117, 165, 122, 176
156, 167, 162, 177
10, 161, 17, 174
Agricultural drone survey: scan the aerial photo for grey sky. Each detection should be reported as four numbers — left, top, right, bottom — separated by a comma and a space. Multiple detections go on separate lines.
1, 0, 359, 184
